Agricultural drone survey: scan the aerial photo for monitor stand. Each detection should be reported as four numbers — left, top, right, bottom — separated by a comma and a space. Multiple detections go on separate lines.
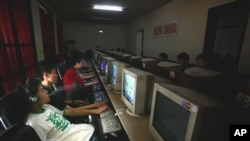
112, 90, 121, 94
106, 84, 113, 90
126, 108, 144, 117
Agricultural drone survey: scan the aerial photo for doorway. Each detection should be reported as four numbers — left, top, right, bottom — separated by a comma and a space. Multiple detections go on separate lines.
136, 29, 144, 56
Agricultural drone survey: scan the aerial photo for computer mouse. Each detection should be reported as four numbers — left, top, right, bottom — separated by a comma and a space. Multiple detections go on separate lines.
104, 133, 116, 140
109, 132, 118, 137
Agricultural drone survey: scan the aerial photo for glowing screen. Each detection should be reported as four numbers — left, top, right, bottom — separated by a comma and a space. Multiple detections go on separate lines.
111, 65, 117, 84
122, 73, 136, 105
105, 63, 108, 73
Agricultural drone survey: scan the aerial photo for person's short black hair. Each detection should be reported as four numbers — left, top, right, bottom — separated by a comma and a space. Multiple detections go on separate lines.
69, 53, 84, 66
177, 52, 189, 61
23, 77, 41, 98
15, 76, 41, 111
159, 52, 168, 59
196, 53, 209, 61
35, 60, 55, 80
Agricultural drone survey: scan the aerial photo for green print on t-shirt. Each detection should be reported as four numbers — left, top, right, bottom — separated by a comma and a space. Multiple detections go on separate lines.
46, 112, 70, 131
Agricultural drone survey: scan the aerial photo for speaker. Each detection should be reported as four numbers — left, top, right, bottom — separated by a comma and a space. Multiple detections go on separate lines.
22, 83, 38, 103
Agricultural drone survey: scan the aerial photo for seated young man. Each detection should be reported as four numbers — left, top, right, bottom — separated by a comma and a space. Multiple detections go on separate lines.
77, 58, 95, 78
158, 52, 168, 62
63, 55, 98, 94
15, 77, 108, 141
177, 52, 191, 71
35, 60, 106, 111
196, 53, 210, 68
78, 59, 93, 70
35, 60, 87, 109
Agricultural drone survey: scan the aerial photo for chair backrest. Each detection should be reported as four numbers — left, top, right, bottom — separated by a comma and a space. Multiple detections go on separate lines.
0, 124, 41, 141
0, 90, 26, 129
49, 87, 67, 110
66, 83, 91, 102
57, 61, 68, 80
0, 91, 16, 129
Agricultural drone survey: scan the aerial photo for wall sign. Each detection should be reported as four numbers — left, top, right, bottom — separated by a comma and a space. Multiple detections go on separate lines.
153, 20, 178, 37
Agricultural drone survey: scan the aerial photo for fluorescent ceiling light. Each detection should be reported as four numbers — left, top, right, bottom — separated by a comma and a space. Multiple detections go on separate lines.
93, 5, 123, 11
99, 29, 104, 33
91, 17, 114, 21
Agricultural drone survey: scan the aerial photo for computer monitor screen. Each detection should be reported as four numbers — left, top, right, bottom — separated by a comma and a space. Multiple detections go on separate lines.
123, 72, 136, 105
92, 50, 99, 63
104, 62, 109, 77
111, 61, 129, 92
99, 59, 105, 72
103, 57, 116, 84
98, 55, 107, 73
121, 67, 154, 116
111, 64, 117, 84
152, 90, 189, 141
96, 52, 104, 65
149, 82, 228, 141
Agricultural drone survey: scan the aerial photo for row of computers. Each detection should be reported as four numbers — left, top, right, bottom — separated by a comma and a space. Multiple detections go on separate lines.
92, 49, 230, 141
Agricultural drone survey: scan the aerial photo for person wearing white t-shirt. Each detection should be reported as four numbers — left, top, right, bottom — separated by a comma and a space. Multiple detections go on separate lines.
16, 77, 107, 141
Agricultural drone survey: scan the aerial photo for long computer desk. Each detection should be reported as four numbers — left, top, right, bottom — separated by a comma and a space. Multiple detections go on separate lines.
98, 75, 155, 141
94, 66, 174, 141
90, 61, 155, 140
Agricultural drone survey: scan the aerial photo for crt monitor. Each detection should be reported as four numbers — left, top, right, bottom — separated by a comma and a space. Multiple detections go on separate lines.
173, 67, 228, 104
157, 61, 181, 67
184, 66, 223, 77
149, 82, 228, 141
98, 54, 107, 73
92, 50, 99, 63
103, 56, 116, 84
130, 56, 144, 68
110, 61, 130, 92
141, 58, 158, 69
121, 67, 154, 116
95, 51, 104, 65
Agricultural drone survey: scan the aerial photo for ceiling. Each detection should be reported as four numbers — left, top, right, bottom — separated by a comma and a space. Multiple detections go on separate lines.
43, 0, 174, 24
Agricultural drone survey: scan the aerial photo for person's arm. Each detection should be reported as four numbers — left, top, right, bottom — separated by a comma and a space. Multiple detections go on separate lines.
63, 104, 108, 117
64, 100, 87, 106
75, 101, 107, 110
84, 79, 99, 87
79, 72, 95, 78
80, 74, 95, 79
79, 71, 94, 76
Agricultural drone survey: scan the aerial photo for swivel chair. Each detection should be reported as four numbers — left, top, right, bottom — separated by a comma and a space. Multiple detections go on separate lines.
0, 90, 25, 129
0, 123, 40, 141
57, 61, 68, 81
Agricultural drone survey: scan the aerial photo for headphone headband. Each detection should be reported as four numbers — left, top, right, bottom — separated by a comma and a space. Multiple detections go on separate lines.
23, 83, 31, 96
22, 83, 38, 103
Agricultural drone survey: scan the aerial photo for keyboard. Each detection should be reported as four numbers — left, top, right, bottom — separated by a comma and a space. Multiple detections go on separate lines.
100, 109, 122, 133
92, 85, 121, 133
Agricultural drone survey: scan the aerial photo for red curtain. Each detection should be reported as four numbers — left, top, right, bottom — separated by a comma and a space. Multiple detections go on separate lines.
39, 5, 56, 65
0, 0, 36, 95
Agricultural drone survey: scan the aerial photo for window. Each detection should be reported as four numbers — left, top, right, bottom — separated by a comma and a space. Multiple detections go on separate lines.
0, 0, 36, 95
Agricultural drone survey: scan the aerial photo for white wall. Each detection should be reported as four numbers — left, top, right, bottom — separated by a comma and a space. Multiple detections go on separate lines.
33, 0, 127, 60
127, 0, 233, 64
63, 22, 127, 52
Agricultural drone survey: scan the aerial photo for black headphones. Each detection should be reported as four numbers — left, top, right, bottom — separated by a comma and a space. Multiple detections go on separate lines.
22, 83, 39, 103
